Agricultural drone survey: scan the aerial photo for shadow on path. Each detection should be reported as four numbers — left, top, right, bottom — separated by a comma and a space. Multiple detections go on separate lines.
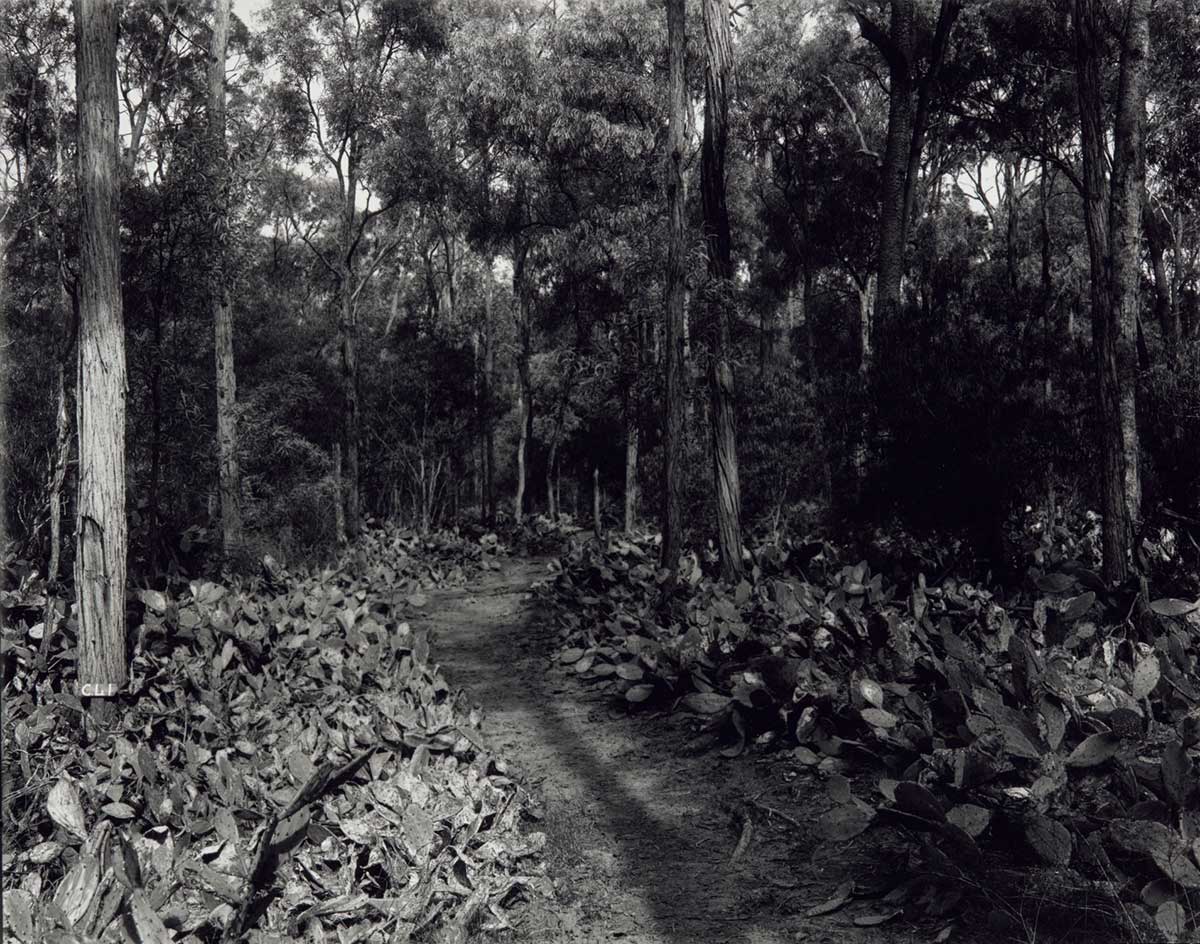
423, 559, 814, 944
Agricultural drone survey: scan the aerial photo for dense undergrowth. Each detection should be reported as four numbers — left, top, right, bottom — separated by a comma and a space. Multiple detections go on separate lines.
0, 526, 546, 944
539, 518, 1200, 942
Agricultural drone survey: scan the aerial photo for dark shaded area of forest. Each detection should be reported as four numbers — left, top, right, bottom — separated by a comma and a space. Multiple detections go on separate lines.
7, 0, 1200, 941
5, 0, 1198, 582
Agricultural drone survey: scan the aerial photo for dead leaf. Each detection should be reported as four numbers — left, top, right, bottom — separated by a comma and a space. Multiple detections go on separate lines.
805, 880, 853, 917
818, 805, 873, 842
48, 778, 88, 842
1065, 732, 1120, 768
853, 909, 901, 926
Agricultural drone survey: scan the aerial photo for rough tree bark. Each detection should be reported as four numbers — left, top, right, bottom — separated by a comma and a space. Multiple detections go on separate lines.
1040, 161, 1057, 521
483, 260, 497, 526
208, 0, 245, 559
74, 0, 127, 699
512, 238, 532, 524
1144, 200, 1179, 353
1073, 0, 1148, 583
546, 354, 578, 522
860, 0, 913, 328
852, 273, 876, 489
855, 0, 962, 324
661, 0, 687, 572
338, 141, 363, 540
701, 0, 744, 581
334, 442, 346, 547
623, 306, 642, 533
40, 104, 76, 664
1107, 0, 1147, 535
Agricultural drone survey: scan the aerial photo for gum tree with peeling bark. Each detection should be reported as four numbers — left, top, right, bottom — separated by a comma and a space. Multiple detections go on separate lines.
661, 0, 687, 572
208, 0, 245, 560
701, 0, 744, 580
73, 0, 127, 700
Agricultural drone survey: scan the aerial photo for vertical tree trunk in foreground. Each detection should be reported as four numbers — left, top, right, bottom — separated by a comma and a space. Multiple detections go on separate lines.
1106, 0, 1147, 537
701, 0, 744, 581
74, 0, 127, 699
1073, 0, 1147, 583
209, 0, 245, 559
661, 0, 687, 572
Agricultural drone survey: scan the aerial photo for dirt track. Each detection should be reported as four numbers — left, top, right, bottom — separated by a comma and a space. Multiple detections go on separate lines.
423, 558, 924, 944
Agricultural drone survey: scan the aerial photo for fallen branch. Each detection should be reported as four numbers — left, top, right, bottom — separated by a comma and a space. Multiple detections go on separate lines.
224, 745, 378, 942
749, 798, 805, 831
729, 810, 754, 864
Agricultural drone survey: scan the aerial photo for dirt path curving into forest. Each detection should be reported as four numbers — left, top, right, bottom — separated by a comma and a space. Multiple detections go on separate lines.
422, 557, 928, 944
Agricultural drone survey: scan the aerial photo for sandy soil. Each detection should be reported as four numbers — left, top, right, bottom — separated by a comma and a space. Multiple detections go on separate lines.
422, 558, 946, 944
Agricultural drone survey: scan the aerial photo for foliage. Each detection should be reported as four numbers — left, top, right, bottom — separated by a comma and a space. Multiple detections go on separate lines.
540, 528, 1200, 938
0, 526, 543, 942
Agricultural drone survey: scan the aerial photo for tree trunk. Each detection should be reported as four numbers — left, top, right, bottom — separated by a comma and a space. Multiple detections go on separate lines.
1107, 0, 1147, 533
209, 0, 244, 559
473, 329, 482, 511
333, 442, 346, 546
1073, 0, 1147, 583
40, 115, 76, 665
593, 466, 602, 540
148, 292, 162, 573
624, 391, 638, 533
859, 0, 960, 323
872, 0, 914, 328
1144, 202, 1178, 352
1040, 161, 1057, 519
339, 284, 361, 538
482, 259, 496, 526
1005, 158, 1020, 298
701, 0, 744, 581
338, 138, 363, 540
899, 0, 962, 248
853, 275, 876, 489
512, 240, 531, 524
74, 0, 127, 700
1172, 208, 1185, 334
661, 0, 687, 572
39, 357, 72, 665
545, 357, 577, 523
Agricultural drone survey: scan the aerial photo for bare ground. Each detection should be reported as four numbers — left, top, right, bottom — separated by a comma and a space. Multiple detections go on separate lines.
421, 557, 952, 944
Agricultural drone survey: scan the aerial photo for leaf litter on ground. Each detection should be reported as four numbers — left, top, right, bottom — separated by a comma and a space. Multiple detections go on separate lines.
1, 525, 548, 943
536, 528, 1200, 940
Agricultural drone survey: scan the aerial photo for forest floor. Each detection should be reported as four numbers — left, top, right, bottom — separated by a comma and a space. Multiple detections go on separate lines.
423, 556, 936, 944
